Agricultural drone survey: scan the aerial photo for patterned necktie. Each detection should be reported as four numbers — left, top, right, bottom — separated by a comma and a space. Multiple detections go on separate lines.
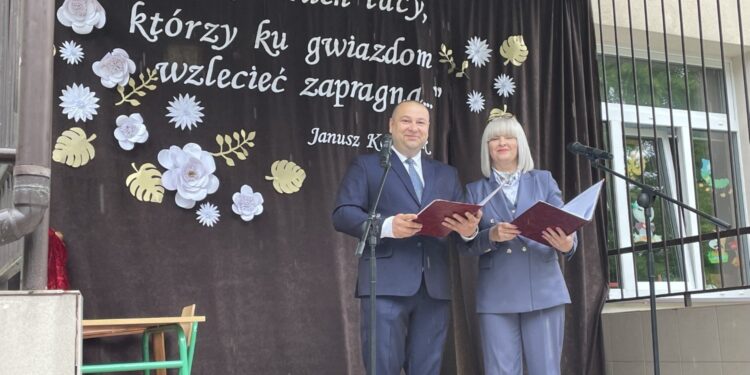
406, 158, 423, 201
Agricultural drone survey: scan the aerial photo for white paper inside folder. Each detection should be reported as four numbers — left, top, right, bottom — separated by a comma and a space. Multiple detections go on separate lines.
562, 179, 605, 220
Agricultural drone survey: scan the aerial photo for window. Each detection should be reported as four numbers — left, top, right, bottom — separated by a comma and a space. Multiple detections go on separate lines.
598, 53, 750, 300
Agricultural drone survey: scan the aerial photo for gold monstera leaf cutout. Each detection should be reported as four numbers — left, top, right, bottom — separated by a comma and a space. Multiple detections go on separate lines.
265, 160, 306, 194
52, 127, 96, 168
499, 35, 529, 66
125, 163, 164, 203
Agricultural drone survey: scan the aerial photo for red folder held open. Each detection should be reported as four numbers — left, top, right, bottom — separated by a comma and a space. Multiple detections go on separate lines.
511, 179, 604, 247
414, 184, 503, 237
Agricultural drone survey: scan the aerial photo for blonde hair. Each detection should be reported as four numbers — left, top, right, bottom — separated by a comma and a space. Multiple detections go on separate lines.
480, 116, 534, 177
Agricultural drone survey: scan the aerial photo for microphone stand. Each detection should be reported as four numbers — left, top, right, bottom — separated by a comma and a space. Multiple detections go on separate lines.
582, 157, 730, 375
354, 150, 392, 375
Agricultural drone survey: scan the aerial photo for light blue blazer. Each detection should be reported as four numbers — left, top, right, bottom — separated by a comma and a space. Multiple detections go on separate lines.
460, 170, 577, 314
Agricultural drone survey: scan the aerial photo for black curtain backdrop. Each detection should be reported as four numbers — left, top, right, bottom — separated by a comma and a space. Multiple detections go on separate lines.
50, 0, 606, 374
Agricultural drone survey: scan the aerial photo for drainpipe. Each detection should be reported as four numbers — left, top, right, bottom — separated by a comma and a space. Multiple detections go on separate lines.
0, 0, 53, 290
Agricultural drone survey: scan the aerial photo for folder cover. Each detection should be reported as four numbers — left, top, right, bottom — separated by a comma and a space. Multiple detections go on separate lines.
414, 184, 504, 237
511, 179, 605, 247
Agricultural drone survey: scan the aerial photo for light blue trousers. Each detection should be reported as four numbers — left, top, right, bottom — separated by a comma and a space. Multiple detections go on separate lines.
478, 304, 565, 375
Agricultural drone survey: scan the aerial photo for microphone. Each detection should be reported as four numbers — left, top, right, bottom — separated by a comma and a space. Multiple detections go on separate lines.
567, 142, 613, 160
379, 133, 393, 167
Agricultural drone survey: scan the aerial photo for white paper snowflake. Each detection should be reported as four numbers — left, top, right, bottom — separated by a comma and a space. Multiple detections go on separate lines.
465, 37, 492, 67
466, 91, 485, 113
493, 74, 516, 98
59, 83, 99, 122
196, 202, 220, 227
59, 41, 84, 65
166, 94, 205, 130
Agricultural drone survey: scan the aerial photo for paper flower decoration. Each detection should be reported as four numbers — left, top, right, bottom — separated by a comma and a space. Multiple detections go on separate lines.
59, 41, 84, 64
465, 37, 491, 67
166, 94, 205, 130
158, 143, 219, 209
196, 202, 220, 227
56, 0, 106, 35
466, 91, 485, 113
59, 83, 99, 122
493, 74, 516, 98
232, 185, 264, 222
114, 113, 149, 150
92, 48, 136, 88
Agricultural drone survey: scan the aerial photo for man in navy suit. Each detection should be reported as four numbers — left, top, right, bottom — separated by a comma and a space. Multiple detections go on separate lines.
332, 100, 479, 375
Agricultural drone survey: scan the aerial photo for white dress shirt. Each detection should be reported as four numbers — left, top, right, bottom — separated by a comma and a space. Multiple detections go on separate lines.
381, 148, 423, 238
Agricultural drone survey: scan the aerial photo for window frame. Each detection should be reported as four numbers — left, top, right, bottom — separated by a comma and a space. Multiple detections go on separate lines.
599, 48, 750, 301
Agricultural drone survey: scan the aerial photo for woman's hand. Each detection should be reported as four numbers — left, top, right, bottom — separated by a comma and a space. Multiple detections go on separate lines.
542, 227, 574, 253
489, 222, 520, 242
442, 210, 483, 238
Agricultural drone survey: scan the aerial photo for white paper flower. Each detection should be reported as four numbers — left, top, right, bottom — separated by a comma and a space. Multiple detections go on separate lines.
166, 94, 205, 130
466, 91, 485, 113
56, 0, 106, 35
59, 83, 99, 122
92, 48, 136, 88
114, 113, 148, 150
465, 37, 492, 67
493, 74, 516, 98
59, 41, 84, 65
232, 185, 264, 222
158, 143, 220, 209
196, 202, 220, 227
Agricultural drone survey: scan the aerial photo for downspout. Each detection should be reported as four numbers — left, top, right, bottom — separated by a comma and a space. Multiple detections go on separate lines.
0, 0, 53, 289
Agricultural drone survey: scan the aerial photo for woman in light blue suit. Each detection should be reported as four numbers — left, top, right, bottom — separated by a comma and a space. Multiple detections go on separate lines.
454, 115, 576, 375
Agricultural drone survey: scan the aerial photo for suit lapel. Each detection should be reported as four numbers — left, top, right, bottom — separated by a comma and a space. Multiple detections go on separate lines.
390, 150, 421, 204
420, 155, 436, 206
485, 177, 513, 221
514, 172, 536, 218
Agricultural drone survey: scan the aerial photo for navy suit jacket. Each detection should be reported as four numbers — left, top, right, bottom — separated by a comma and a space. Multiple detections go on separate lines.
460, 170, 576, 313
332, 151, 463, 300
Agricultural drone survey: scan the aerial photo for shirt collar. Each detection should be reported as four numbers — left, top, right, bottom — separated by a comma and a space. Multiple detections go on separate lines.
492, 168, 520, 186
392, 147, 421, 165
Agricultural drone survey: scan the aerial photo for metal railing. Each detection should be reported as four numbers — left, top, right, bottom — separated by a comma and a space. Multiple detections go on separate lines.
593, 0, 750, 303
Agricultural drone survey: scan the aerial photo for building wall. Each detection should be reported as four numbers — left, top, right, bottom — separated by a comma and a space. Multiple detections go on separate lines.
603, 303, 750, 375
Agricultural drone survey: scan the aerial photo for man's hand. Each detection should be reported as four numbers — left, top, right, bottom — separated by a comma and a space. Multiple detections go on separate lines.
392, 213, 423, 238
541, 227, 574, 253
442, 210, 483, 238
489, 222, 520, 242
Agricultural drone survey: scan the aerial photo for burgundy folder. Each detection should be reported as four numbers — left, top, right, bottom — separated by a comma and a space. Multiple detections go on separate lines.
510, 201, 588, 247
414, 200, 482, 237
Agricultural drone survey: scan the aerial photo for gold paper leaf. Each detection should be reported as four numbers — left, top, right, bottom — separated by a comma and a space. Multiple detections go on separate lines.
52, 127, 96, 168
438, 43, 457, 74
211, 129, 256, 167
116, 66, 159, 106
499, 35, 529, 66
125, 163, 164, 203
265, 160, 307, 194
